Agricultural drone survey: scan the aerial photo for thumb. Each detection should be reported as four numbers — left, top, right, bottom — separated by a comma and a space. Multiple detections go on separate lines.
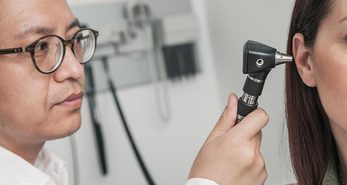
205, 93, 238, 144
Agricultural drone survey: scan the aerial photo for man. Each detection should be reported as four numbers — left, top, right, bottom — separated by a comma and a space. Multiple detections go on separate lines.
0, 0, 89, 184
0, 0, 269, 185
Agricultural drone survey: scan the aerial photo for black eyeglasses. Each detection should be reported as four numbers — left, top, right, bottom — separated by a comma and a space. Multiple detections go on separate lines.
0, 28, 99, 74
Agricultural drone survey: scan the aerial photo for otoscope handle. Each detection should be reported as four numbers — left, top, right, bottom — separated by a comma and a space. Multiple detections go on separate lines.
236, 94, 258, 124
236, 74, 266, 124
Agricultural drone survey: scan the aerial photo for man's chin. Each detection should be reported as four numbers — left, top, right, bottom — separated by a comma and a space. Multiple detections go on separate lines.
58, 121, 81, 139
44, 115, 82, 141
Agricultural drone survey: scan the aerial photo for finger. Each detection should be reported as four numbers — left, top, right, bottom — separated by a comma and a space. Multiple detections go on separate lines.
256, 152, 267, 181
205, 93, 238, 144
232, 108, 269, 140
253, 131, 262, 149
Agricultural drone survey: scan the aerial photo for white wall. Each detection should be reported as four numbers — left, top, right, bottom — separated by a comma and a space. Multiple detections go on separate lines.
45, 0, 223, 185
204, 0, 297, 184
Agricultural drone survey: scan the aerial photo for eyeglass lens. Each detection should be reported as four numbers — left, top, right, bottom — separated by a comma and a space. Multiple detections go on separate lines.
74, 30, 95, 63
33, 29, 96, 73
34, 37, 63, 73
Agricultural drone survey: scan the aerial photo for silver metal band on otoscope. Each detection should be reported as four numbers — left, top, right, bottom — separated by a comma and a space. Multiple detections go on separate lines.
241, 92, 258, 105
236, 115, 244, 124
247, 75, 264, 83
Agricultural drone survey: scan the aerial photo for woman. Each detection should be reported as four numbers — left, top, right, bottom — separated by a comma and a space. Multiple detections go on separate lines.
187, 0, 345, 184
285, 0, 342, 184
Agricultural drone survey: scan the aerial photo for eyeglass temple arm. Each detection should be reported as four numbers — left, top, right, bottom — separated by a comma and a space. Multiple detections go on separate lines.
0, 47, 27, 55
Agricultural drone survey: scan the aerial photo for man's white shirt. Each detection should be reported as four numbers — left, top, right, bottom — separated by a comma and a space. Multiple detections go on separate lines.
185, 178, 218, 185
0, 146, 217, 185
0, 146, 68, 185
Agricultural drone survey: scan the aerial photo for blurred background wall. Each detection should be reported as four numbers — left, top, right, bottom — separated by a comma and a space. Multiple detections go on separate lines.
45, 0, 297, 184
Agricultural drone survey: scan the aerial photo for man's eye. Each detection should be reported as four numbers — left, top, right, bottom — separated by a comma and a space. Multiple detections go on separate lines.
35, 42, 48, 51
76, 34, 83, 43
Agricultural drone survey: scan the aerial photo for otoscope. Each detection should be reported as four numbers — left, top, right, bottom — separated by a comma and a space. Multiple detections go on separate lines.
236, 40, 293, 124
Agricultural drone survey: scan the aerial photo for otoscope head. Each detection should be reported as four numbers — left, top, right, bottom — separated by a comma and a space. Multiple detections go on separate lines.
243, 40, 292, 74
237, 40, 293, 124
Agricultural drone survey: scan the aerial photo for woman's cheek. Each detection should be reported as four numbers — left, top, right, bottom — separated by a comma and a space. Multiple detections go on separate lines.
314, 51, 347, 125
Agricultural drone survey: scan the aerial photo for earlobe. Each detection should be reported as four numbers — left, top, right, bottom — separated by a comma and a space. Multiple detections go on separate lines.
292, 33, 316, 87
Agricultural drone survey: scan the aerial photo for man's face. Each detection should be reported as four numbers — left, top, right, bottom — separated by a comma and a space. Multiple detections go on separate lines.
0, 0, 84, 144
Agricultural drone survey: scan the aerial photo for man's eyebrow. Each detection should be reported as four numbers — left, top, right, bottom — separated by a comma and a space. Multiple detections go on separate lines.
16, 18, 80, 39
67, 18, 80, 31
16, 26, 54, 39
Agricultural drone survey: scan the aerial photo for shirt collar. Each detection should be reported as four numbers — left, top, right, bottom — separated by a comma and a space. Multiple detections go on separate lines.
0, 146, 68, 185
322, 149, 339, 185
35, 148, 68, 185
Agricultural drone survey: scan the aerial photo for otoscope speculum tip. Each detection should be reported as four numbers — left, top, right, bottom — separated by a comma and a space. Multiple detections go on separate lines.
275, 51, 293, 66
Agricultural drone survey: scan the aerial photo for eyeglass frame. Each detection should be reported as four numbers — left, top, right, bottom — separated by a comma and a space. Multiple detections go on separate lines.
0, 28, 99, 74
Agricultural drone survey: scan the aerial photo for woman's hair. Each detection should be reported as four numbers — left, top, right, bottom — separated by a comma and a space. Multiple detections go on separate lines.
285, 0, 334, 184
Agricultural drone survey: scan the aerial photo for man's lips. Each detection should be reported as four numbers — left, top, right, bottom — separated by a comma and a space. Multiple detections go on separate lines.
54, 92, 84, 108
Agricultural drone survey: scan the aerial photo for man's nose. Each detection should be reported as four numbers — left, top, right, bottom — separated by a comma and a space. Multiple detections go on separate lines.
52, 46, 84, 82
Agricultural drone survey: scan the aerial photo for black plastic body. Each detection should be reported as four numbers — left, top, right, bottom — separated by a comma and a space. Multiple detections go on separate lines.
242, 71, 269, 96
243, 40, 276, 74
237, 98, 258, 117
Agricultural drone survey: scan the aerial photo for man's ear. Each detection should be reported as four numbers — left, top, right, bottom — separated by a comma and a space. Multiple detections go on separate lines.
292, 33, 316, 87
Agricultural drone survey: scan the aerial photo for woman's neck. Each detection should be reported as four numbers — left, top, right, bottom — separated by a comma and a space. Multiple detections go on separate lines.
330, 119, 347, 184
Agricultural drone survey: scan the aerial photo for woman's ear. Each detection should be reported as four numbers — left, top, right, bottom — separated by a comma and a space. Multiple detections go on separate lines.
292, 33, 316, 87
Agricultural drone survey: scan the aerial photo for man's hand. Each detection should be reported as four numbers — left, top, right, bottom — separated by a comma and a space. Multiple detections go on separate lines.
188, 93, 269, 185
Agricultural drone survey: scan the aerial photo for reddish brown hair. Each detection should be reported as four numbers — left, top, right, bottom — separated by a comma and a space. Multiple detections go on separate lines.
285, 0, 334, 184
